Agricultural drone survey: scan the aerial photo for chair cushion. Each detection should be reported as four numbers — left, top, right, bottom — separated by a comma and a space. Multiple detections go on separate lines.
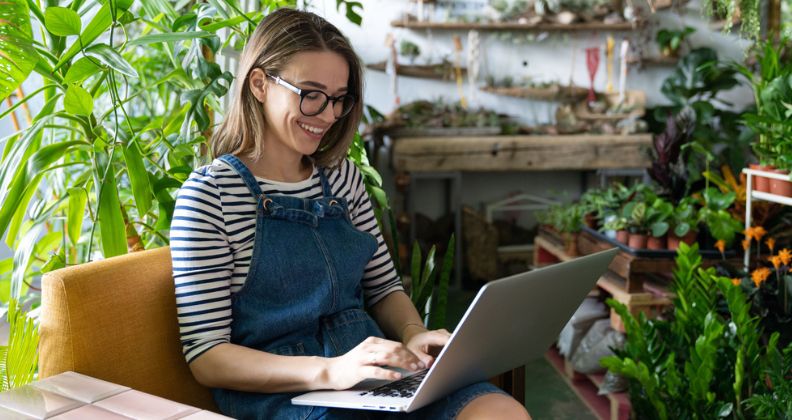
39, 247, 218, 411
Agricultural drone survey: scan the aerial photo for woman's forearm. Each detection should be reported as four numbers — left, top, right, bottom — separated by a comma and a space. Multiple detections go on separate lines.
369, 290, 428, 343
189, 343, 332, 393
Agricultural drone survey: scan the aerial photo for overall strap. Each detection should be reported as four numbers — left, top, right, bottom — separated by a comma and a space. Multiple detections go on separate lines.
318, 167, 333, 198
218, 154, 263, 198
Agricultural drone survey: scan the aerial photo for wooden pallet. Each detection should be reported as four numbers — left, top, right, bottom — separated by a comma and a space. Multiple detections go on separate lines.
546, 347, 630, 420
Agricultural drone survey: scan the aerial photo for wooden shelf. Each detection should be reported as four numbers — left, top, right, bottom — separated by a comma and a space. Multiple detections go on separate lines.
627, 56, 679, 66
391, 20, 637, 32
480, 85, 589, 101
365, 61, 464, 80
392, 134, 653, 172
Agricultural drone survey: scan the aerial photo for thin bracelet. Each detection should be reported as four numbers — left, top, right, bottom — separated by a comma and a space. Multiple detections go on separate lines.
400, 322, 426, 340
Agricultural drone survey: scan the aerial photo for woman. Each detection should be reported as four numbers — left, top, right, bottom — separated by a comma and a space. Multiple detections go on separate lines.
171, 8, 530, 419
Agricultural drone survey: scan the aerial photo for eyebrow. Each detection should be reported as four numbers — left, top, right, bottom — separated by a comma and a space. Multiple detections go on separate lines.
299, 80, 348, 94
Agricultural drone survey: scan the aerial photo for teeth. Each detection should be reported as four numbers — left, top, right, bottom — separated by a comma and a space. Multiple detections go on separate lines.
298, 122, 324, 135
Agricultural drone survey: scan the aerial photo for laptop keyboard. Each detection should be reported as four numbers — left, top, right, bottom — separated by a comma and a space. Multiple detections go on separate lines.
359, 370, 427, 398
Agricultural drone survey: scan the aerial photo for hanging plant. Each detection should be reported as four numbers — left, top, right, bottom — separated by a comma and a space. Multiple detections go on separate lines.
701, 0, 761, 39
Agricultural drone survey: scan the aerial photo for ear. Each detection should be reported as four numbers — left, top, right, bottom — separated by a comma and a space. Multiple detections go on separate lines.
248, 67, 267, 103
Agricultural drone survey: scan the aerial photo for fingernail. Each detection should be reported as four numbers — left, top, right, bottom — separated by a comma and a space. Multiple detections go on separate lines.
410, 363, 417, 370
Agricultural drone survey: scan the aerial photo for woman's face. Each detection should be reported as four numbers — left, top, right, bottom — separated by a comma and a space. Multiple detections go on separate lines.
249, 51, 350, 163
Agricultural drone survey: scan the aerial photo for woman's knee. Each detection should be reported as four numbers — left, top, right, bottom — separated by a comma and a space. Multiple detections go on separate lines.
456, 393, 531, 420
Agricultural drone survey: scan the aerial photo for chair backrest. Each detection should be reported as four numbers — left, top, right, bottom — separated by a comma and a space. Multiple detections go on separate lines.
39, 246, 218, 411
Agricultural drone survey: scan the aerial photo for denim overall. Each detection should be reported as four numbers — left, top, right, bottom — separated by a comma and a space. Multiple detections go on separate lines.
212, 155, 504, 420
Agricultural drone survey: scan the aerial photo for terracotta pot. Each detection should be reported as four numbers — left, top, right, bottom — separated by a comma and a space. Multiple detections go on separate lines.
668, 231, 697, 250
647, 235, 667, 250
769, 169, 792, 197
749, 163, 773, 193
616, 230, 629, 245
628, 233, 648, 249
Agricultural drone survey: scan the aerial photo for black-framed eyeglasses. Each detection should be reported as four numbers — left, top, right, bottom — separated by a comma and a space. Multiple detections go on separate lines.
267, 74, 356, 119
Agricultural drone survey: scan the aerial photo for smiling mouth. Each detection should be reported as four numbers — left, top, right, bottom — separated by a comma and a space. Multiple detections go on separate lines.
298, 122, 326, 138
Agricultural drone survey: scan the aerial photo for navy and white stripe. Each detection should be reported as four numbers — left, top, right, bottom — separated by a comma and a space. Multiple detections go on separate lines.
171, 158, 403, 363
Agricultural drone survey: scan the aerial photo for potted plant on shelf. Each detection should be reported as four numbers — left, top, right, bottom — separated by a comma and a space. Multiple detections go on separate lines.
399, 40, 421, 64
602, 216, 629, 244
645, 197, 674, 250
655, 26, 696, 58
737, 38, 792, 193
668, 197, 699, 250
622, 200, 649, 249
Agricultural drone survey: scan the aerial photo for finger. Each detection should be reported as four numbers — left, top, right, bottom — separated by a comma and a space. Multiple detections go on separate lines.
409, 330, 450, 349
375, 347, 425, 371
359, 365, 402, 381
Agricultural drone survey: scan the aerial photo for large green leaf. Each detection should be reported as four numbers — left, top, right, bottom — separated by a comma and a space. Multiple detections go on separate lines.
11, 225, 42, 301
97, 165, 127, 258
44, 7, 81, 36
63, 56, 103, 84
0, 0, 38, 101
84, 43, 138, 78
67, 188, 87, 246
0, 141, 86, 244
123, 139, 153, 216
63, 84, 93, 116
125, 31, 214, 47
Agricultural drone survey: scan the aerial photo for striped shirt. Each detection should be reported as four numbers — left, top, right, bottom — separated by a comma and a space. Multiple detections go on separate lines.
170, 158, 403, 363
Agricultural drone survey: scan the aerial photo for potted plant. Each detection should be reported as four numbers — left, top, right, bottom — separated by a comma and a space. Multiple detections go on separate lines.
645, 197, 673, 250
738, 38, 792, 193
602, 216, 629, 244
655, 26, 695, 58
399, 40, 421, 64
622, 200, 649, 249
668, 197, 698, 250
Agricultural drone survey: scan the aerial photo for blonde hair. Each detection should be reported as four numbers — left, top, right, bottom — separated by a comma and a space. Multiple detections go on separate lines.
210, 8, 363, 169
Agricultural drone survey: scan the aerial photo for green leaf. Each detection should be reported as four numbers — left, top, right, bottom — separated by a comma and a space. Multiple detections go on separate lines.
122, 139, 153, 216
125, 31, 214, 47
84, 43, 138, 78
55, 0, 133, 70
63, 57, 103, 84
64, 84, 94, 116
199, 12, 262, 32
0, 0, 38, 101
97, 166, 127, 258
410, 242, 421, 299
2, 299, 39, 391
428, 234, 455, 330
336, 0, 363, 25
44, 7, 81, 36
0, 141, 86, 244
67, 188, 87, 246
12, 225, 42, 300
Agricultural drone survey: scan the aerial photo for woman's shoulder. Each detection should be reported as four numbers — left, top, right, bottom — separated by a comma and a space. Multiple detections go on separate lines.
324, 158, 362, 186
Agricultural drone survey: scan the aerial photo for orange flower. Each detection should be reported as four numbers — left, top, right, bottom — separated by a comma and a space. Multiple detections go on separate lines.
771, 256, 783, 269
731, 278, 742, 286
743, 227, 754, 240
715, 240, 726, 255
766, 237, 776, 253
752, 226, 767, 241
752, 267, 772, 287
742, 239, 751, 251
779, 248, 792, 266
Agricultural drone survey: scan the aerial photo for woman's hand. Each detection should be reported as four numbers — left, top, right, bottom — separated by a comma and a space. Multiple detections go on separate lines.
324, 336, 427, 390
402, 327, 451, 369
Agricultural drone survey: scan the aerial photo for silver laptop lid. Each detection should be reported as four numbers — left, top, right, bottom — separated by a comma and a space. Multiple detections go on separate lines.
408, 248, 618, 411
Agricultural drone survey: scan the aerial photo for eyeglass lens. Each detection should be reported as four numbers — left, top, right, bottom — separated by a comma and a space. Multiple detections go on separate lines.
301, 91, 355, 118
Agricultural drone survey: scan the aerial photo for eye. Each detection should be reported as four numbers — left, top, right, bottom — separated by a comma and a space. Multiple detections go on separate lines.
304, 91, 323, 101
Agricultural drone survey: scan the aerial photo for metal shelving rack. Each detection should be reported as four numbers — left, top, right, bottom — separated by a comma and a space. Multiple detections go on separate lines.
742, 168, 792, 270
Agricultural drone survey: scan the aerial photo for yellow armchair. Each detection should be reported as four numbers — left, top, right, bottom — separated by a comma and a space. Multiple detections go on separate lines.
39, 246, 218, 411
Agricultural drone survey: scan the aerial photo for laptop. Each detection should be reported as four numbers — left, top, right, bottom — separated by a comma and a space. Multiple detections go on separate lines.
292, 248, 618, 413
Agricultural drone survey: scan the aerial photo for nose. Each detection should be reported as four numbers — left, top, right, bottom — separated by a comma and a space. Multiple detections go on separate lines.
317, 101, 337, 123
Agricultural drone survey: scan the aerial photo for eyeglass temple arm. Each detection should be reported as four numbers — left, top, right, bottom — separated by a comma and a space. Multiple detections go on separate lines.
268, 75, 302, 95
